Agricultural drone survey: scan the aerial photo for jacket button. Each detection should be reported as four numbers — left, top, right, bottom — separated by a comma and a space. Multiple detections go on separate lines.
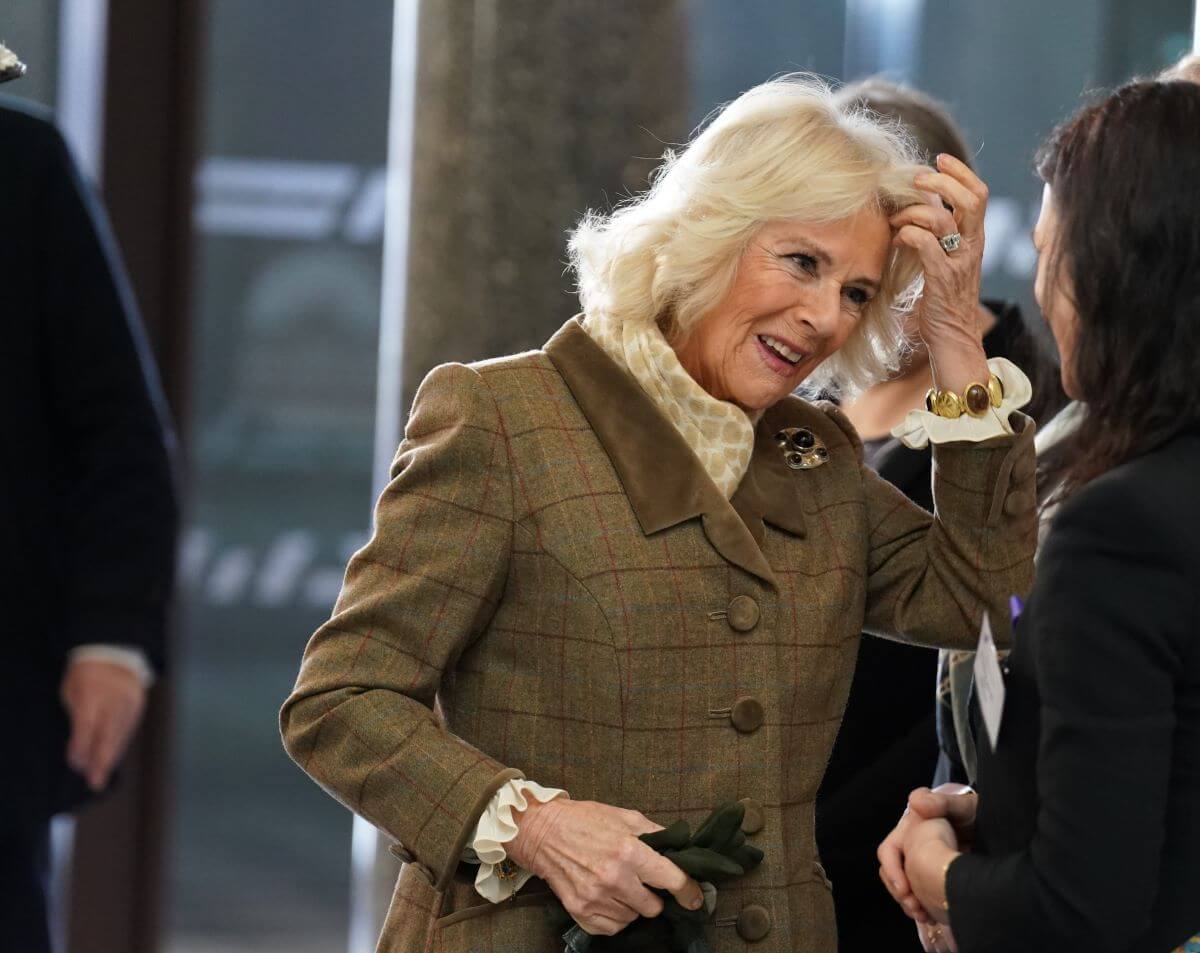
726, 595, 760, 632
1003, 489, 1035, 516
730, 697, 764, 733
738, 797, 764, 834
736, 904, 772, 942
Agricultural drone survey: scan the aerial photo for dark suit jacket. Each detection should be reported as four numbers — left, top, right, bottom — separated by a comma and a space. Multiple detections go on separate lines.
948, 429, 1200, 952
815, 306, 1029, 952
0, 97, 177, 825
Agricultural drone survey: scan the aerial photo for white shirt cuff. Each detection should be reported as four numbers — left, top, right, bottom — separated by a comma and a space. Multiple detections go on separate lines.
466, 779, 566, 903
891, 358, 1032, 450
67, 645, 155, 687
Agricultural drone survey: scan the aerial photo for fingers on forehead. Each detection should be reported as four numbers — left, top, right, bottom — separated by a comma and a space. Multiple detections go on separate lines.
917, 172, 977, 212
937, 153, 988, 195
891, 204, 957, 233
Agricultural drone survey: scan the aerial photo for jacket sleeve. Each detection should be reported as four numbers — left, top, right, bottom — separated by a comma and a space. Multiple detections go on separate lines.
280, 362, 523, 889
945, 478, 1187, 952
822, 403, 1038, 650
37, 116, 178, 668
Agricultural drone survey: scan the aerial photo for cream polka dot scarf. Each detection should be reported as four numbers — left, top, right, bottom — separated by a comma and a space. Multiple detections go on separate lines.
583, 313, 755, 499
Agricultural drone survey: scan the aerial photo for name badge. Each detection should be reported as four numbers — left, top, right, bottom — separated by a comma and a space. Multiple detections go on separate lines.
974, 612, 1006, 751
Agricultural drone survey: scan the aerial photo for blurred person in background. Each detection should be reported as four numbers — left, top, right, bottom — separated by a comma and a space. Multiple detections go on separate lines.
879, 78, 1200, 953
815, 78, 1067, 952
0, 46, 178, 953
283, 75, 1040, 952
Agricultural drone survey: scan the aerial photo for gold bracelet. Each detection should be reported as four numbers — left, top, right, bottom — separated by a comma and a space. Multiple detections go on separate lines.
940, 854, 957, 912
925, 373, 1005, 420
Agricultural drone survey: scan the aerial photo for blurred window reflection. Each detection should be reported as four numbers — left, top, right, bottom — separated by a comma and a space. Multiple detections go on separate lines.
167, 2, 392, 951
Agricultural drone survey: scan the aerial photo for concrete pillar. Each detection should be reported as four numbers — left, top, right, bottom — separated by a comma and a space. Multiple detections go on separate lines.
400, 0, 690, 406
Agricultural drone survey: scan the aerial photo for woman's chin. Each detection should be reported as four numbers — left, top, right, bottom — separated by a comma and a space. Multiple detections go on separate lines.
730, 382, 790, 414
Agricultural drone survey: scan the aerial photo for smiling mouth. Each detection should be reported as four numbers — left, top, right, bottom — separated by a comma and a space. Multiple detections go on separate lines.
757, 334, 808, 369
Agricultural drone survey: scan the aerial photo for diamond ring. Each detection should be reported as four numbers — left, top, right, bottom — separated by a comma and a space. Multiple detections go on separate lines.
938, 232, 962, 253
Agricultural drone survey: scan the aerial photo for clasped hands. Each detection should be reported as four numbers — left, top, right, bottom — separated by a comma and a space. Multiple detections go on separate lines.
877, 783, 978, 953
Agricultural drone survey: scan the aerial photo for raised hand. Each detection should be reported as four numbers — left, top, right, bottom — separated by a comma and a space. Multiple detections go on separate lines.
891, 153, 992, 394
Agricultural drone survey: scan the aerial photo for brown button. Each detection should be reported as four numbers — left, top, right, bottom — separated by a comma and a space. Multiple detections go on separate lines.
1003, 489, 1035, 516
739, 797, 765, 834
726, 595, 760, 632
730, 696, 764, 733
1012, 452, 1036, 483
736, 904, 772, 942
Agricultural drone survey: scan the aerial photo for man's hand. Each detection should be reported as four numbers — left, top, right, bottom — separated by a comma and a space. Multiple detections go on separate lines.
60, 659, 147, 791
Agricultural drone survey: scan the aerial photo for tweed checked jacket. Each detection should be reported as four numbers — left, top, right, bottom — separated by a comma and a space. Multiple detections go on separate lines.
281, 317, 1037, 953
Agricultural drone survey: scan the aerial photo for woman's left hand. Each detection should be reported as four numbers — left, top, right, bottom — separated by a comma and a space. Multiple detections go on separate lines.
891, 153, 991, 393
918, 919, 960, 953
901, 817, 960, 925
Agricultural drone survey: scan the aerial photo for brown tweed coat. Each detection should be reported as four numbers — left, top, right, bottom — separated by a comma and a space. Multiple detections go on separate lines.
281, 317, 1037, 953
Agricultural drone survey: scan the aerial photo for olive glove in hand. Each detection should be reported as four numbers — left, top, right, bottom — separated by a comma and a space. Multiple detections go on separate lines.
550, 801, 765, 953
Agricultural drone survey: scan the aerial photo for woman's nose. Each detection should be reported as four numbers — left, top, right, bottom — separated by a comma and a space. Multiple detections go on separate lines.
793, 285, 842, 339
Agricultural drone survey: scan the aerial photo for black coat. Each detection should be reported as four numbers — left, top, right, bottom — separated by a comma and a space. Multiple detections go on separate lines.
815, 307, 1029, 952
948, 429, 1200, 952
0, 97, 177, 826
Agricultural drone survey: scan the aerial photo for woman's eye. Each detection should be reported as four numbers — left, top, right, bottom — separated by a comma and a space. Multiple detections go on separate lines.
788, 253, 818, 274
844, 287, 872, 308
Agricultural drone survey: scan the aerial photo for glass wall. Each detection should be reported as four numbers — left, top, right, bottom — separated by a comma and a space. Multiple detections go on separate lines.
686, 0, 1194, 329
167, 2, 392, 951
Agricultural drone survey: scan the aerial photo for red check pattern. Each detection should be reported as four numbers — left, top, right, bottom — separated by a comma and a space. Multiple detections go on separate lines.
281, 322, 1037, 953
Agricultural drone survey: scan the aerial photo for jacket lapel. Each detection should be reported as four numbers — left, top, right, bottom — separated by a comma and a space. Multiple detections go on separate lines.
544, 317, 780, 588
730, 400, 810, 546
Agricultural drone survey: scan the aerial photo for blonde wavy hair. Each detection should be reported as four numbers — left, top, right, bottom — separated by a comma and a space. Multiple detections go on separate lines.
568, 74, 929, 394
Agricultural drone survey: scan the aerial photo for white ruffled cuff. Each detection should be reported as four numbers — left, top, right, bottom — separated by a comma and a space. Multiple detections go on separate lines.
891, 358, 1032, 450
466, 779, 567, 903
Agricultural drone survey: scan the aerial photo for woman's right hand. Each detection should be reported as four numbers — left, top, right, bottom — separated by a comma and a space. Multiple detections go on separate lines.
878, 783, 977, 922
908, 784, 977, 847
507, 797, 705, 936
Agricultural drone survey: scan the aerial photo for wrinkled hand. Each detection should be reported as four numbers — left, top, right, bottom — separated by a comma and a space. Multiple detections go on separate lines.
879, 784, 975, 924
891, 153, 991, 393
507, 798, 703, 937
61, 660, 147, 791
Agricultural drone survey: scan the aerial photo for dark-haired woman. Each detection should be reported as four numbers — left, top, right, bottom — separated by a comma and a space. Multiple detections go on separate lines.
878, 78, 1200, 953
816, 79, 1066, 953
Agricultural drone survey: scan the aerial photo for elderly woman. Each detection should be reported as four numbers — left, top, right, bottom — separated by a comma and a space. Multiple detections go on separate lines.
879, 79, 1200, 953
281, 75, 1037, 953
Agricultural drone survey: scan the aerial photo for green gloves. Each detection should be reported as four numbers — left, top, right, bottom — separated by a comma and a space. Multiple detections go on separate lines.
548, 801, 765, 953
